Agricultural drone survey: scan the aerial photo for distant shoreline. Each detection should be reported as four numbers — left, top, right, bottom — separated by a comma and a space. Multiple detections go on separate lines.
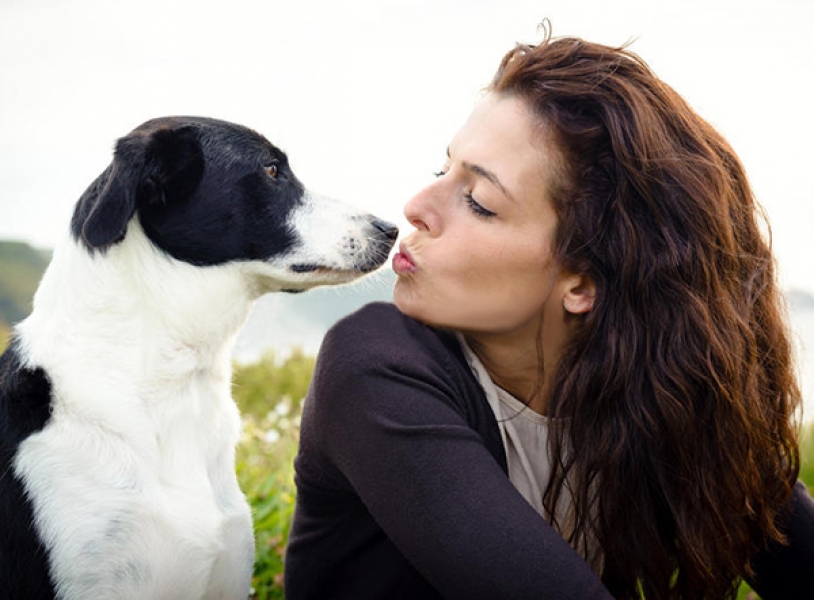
234, 294, 814, 424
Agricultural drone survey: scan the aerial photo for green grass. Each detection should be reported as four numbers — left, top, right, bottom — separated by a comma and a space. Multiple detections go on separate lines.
232, 351, 312, 600
0, 240, 49, 325
800, 424, 814, 493
0, 320, 10, 352
237, 419, 297, 599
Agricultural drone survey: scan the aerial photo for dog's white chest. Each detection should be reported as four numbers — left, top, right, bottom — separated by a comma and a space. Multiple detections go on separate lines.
13, 373, 254, 600
2, 114, 397, 600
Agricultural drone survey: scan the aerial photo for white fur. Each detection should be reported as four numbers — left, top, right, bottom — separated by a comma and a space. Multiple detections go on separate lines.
11, 191, 386, 600
243, 190, 390, 293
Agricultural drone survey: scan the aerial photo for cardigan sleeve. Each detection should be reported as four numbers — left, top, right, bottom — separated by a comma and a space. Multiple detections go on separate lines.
303, 303, 612, 600
748, 480, 814, 598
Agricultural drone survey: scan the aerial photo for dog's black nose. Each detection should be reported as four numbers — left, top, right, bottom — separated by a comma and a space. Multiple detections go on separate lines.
372, 219, 399, 241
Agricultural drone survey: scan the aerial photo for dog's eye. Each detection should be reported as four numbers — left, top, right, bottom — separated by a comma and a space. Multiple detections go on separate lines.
264, 164, 278, 179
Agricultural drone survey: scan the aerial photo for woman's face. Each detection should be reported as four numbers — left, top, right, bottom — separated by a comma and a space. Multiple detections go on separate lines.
393, 93, 572, 336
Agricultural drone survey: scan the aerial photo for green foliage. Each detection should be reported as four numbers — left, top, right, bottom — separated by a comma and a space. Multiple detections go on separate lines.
0, 241, 50, 325
800, 423, 814, 494
233, 350, 314, 599
233, 349, 315, 420
0, 319, 11, 353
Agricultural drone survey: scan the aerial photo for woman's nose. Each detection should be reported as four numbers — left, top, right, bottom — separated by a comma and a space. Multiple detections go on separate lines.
403, 184, 437, 233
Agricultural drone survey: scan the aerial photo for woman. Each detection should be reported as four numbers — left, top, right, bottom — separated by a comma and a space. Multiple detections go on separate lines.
285, 31, 814, 599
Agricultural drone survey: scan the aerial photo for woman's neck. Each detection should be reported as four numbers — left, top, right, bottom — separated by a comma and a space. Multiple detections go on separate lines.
463, 295, 578, 414
464, 327, 555, 415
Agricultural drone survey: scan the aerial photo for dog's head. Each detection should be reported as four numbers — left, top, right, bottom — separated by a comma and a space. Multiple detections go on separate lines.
71, 117, 397, 292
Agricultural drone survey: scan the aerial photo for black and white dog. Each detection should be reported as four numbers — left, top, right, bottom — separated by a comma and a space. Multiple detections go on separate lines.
0, 117, 398, 600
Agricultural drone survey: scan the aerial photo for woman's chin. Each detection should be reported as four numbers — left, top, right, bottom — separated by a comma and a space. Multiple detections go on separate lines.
393, 282, 433, 324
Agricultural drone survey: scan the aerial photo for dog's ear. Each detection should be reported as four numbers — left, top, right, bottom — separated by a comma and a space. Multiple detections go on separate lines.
142, 126, 206, 208
73, 124, 204, 251
74, 135, 148, 250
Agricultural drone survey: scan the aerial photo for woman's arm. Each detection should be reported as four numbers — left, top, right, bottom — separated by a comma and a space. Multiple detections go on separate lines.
306, 304, 612, 600
748, 480, 814, 598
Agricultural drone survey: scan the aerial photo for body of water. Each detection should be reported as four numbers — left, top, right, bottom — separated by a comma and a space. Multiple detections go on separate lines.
234, 282, 814, 423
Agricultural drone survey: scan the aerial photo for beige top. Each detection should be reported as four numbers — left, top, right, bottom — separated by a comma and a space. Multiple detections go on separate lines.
458, 334, 601, 570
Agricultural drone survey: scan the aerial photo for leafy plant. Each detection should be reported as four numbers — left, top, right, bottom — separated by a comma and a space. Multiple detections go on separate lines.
0, 241, 49, 325
0, 320, 10, 353
233, 350, 313, 599
800, 423, 814, 494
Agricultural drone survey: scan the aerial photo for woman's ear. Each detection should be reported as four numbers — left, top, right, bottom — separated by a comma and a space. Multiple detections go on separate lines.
562, 274, 596, 315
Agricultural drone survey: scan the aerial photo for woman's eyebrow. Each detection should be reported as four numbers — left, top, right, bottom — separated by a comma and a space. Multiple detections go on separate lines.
446, 147, 515, 202
463, 162, 515, 202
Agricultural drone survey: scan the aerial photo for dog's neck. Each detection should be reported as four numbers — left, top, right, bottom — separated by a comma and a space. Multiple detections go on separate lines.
18, 221, 254, 382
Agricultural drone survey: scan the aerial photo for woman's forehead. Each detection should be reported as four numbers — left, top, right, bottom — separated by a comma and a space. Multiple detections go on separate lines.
450, 94, 558, 201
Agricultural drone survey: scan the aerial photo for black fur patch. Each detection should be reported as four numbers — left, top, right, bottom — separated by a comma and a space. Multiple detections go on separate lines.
71, 116, 305, 267
0, 338, 57, 599
71, 122, 205, 252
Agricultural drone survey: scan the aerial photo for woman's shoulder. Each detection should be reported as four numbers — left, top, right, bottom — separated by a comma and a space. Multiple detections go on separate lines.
321, 301, 460, 367
313, 301, 492, 423
303, 301, 507, 478
328, 301, 421, 336
328, 301, 412, 337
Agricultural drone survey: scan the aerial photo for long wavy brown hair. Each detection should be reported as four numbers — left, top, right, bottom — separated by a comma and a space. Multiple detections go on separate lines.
490, 29, 802, 599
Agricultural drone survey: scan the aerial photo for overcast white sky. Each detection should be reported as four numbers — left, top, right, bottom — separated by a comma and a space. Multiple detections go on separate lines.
1, 0, 813, 293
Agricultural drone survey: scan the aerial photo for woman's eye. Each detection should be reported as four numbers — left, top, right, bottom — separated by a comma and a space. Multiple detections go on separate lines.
433, 166, 495, 218
264, 164, 279, 179
466, 194, 497, 218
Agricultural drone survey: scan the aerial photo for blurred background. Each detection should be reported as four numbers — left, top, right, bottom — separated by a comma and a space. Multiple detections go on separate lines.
2, 0, 812, 417
1, 3, 812, 596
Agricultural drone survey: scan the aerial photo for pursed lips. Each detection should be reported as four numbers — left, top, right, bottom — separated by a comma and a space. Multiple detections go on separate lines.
392, 243, 417, 274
